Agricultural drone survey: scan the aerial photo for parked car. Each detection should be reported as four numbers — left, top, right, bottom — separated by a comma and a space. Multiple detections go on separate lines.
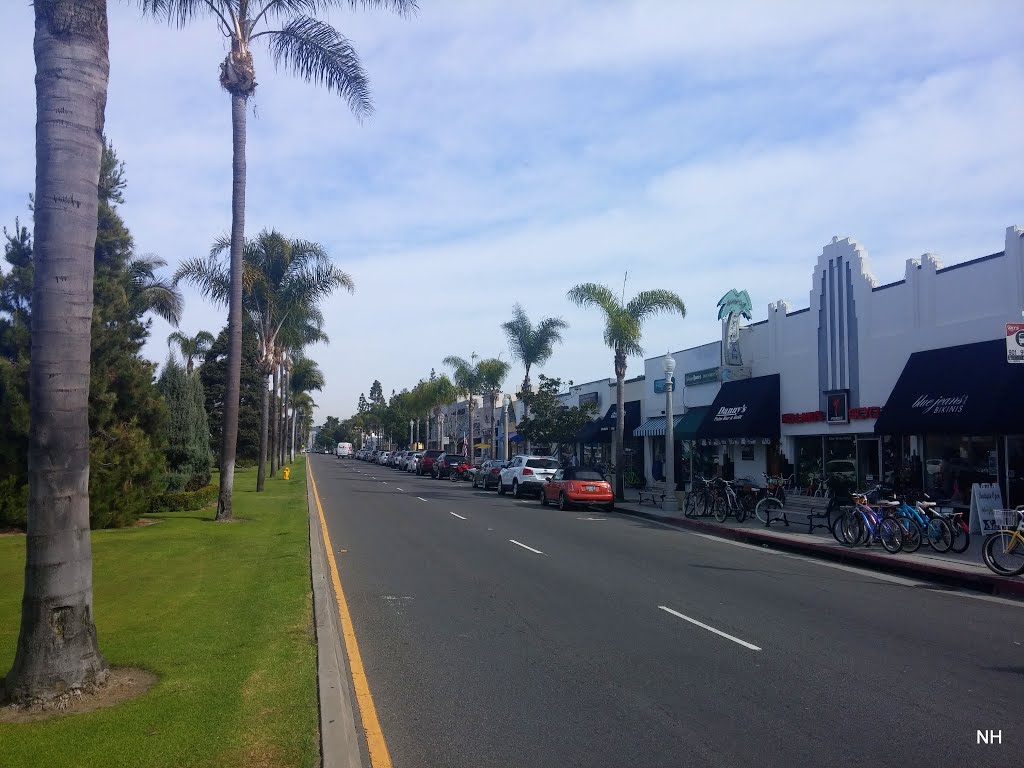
433, 453, 467, 479
472, 460, 507, 490
417, 449, 444, 476
377, 451, 391, 466
540, 467, 614, 511
405, 452, 422, 472
389, 450, 404, 468
498, 455, 561, 498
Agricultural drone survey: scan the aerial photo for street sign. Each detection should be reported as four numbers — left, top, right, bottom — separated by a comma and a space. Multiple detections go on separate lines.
1007, 323, 1024, 363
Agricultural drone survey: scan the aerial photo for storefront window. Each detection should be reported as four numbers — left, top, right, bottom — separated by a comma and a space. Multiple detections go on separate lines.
924, 435, 998, 505
820, 435, 852, 481
881, 434, 916, 491
794, 436, 823, 492
1007, 436, 1024, 507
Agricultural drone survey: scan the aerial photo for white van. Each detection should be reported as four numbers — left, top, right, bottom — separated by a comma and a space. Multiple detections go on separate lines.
335, 442, 354, 459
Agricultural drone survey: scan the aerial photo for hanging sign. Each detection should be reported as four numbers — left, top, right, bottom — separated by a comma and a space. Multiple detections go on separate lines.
824, 390, 849, 424
1007, 323, 1024, 363
969, 482, 1004, 534
653, 376, 675, 393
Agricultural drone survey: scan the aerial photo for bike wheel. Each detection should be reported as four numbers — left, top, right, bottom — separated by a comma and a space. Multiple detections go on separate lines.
924, 517, 953, 553
684, 492, 698, 518
830, 507, 851, 544
949, 519, 971, 554
982, 532, 1024, 576
878, 518, 905, 553
755, 497, 782, 526
714, 497, 728, 523
899, 518, 922, 554
842, 512, 867, 547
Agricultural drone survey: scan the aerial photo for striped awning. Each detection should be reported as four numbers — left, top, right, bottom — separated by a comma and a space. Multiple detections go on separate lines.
633, 415, 683, 437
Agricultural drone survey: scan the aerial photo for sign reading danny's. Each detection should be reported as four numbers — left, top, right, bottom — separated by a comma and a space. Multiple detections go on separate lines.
713, 404, 747, 422
911, 394, 968, 414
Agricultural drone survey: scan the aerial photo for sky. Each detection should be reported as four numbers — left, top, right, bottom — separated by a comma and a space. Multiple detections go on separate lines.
1, 0, 1022, 421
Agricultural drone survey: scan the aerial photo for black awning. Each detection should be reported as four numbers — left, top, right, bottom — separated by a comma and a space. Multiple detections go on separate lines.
697, 374, 780, 440
874, 339, 1024, 435
575, 401, 641, 444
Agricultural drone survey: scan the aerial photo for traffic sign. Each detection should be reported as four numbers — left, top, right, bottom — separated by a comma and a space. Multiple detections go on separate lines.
1007, 323, 1024, 363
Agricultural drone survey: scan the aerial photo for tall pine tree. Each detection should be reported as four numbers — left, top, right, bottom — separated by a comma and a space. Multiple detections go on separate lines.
0, 142, 179, 528
157, 357, 212, 491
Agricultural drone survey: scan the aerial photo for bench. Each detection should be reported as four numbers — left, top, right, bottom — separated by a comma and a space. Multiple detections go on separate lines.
765, 494, 834, 533
637, 482, 666, 506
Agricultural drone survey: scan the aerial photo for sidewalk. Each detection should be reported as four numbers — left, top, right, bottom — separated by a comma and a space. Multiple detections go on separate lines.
613, 490, 1024, 599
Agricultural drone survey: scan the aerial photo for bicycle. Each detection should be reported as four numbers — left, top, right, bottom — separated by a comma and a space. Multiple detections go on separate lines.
685, 476, 716, 518
606, 463, 645, 490
982, 507, 1024, 577
892, 494, 953, 554
712, 478, 756, 523
840, 495, 905, 553
754, 473, 787, 525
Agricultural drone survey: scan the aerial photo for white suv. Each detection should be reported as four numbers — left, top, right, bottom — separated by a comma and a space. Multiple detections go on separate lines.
498, 455, 561, 498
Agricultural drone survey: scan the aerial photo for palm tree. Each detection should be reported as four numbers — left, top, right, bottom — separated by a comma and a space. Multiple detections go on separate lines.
443, 355, 484, 460
477, 358, 510, 459
5, 0, 111, 707
175, 229, 351, 497
567, 283, 686, 500
276, 314, 327, 472
289, 354, 324, 462
142, 0, 415, 518
501, 303, 568, 398
168, 330, 216, 374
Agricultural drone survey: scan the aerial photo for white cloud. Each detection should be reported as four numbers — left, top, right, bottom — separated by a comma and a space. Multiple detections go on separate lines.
1, 0, 1022, 421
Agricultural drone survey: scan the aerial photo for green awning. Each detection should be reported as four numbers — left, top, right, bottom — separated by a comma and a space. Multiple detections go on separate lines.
675, 406, 711, 440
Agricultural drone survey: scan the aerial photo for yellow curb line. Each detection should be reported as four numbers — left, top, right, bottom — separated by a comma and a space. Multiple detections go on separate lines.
309, 461, 393, 768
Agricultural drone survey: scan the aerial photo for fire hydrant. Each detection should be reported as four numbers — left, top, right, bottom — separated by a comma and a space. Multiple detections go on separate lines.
283, 466, 291, 481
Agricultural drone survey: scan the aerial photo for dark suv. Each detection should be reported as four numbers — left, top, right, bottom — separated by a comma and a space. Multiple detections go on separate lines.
433, 453, 467, 479
417, 449, 444, 477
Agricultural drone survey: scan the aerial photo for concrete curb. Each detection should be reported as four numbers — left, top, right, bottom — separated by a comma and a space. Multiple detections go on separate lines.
307, 477, 365, 768
613, 503, 1024, 599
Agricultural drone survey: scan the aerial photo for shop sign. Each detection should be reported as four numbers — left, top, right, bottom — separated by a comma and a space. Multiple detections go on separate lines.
1007, 323, 1024, 363
825, 390, 849, 424
683, 367, 719, 386
782, 410, 824, 424
910, 394, 968, 415
782, 405, 880, 424
969, 483, 1004, 534
653, 376, 675, 394
712, 404, 747, 422
578, 391, 599, 407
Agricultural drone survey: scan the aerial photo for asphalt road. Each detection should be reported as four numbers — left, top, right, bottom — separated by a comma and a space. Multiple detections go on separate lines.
310, 454, 1023, 768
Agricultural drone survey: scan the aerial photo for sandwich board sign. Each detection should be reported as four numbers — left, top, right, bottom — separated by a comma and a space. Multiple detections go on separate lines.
1008, 323, 1024, 363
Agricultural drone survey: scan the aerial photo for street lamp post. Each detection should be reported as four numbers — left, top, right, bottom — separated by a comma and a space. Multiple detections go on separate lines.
663, 353, 680, 513
502, 394, 511, 461
409, 419, 414, 448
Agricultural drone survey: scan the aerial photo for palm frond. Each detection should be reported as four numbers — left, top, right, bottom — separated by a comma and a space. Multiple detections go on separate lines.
260, 15, 372, 118
566, 282, 620, 314
625, 289, 686, 322
174, 254, 231, 306
141, 0, 237, 35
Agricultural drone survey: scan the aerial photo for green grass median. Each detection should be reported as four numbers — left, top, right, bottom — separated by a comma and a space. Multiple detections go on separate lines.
0, 459, 318, 768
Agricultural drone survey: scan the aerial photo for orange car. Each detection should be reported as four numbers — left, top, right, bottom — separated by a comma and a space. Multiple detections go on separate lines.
540, 467, 614, 511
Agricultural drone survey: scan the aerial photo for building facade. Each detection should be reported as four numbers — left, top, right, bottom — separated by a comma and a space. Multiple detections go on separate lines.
635, 225, 1024, 513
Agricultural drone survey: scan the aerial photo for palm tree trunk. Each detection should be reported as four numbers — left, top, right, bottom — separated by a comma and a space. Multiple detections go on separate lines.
289, 406, 297, 463
614, 352, 626, 501
5, 0, 111, 706
279, 365, 288, 467
215, 91, 248, 520
256, 369, 270, 492
270, 363, 279, 478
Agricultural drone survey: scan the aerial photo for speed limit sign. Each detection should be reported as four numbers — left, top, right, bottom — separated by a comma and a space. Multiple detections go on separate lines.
1008, 323, 1024, 363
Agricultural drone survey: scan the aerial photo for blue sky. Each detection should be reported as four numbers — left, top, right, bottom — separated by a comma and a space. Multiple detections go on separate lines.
1, 0, 1022, 419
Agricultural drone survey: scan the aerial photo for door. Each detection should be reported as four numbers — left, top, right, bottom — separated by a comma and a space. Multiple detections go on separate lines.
857, 438, 880, 490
